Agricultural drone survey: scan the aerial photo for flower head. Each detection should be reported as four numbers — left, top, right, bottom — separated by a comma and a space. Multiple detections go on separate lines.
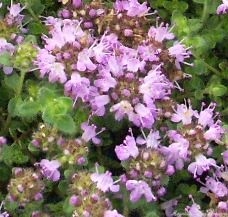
91, 170, 119, 193
38, 159, 61, 181
126, 180, 156, 202
217, 0, 228, 14
115, 134, 139, 161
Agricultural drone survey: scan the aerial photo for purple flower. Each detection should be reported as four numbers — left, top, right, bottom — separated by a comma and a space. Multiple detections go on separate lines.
188, 154, 216, 178
205, 177, 228, 198
136, 130, 160, 149
126, 180, 156, 202
160, 198, 178, 217
162, 135, 189, 170
197, 103, 216, 128
148, 23, 175, 42
91, 170, 120, 193
168, 42, 191, 68
115, 134, 139, 161
185, 203, 203, 217
171, 102, 197, 125
36, 49, 67, 83
217, 0, 228, 14
76, 48, 96, 71
38, 159, 61, 182
91, 95, 110, 116
81, 122, 103, 144
104, 210, 124, 217
114, 0, 150, 17
64, 73, 92, 102
203, 121, 224, 143
8, 3, 24, 17
0, 137, 7, 147
110, 100, 136, 121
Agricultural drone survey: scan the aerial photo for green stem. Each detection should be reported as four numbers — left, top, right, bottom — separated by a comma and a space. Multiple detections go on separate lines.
123, 190, 129, 217
201, 0, 209, 23
201, 60, 221, 75
26, 6, 41, 23
16, 70, 26, 97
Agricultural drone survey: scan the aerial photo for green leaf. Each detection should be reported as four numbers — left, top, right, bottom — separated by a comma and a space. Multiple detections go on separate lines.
38, 87, 56, 106
28, 22, 47, 35
2, 144, 29, 166
209, 84, 227, 97
8, 97, 22, 117
17, 101, 40, 118
0, 163, 11, 182
4, 73, 20, 92
0, 52, 12, 66
54, 114, 76, 134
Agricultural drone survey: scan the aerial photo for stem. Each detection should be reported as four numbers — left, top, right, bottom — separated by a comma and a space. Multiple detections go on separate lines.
16, 70, 26, 97
123, 190, 129, 217
26, 5, 40, 23
201, 60, 221, 75
201, 0, 209, 23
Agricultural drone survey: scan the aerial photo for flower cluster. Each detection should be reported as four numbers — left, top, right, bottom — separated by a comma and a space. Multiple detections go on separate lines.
0, 2, 27, 74
70, 171, 122, 217
35, 0, 191, 128
7, 168, 44, 206
0, 0, 227, 216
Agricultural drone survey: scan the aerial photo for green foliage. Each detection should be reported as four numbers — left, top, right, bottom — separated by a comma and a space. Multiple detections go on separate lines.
1, 144, 29, 166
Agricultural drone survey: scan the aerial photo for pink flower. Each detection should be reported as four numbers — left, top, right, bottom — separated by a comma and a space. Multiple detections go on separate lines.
185, 203, 203, 217
217, 0, 228, 14
104, 210, 124, 217
114, 0, 150, 17
171, 102, 197, 125
91, 95, 110, 116
136, 130, 160, 149
188, 154, 216, 178
81, 122, 103, 144
38, 159, 61, 182
91, 170, 120, 193
0, 137, 7, 147
205, 177, 228, 198
197, 103, 216, 128
76, 48, 96, 71
134, 103, 155, 129
115, 134, 139, 161
148, 23, 174, 42
8, 3, 24, 17
126, 180, 156, 202
168, 42, 191, 68
203, 121, 224, 143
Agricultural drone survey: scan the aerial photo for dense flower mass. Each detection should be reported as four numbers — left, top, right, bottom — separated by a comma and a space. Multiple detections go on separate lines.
0, 0, 227, 216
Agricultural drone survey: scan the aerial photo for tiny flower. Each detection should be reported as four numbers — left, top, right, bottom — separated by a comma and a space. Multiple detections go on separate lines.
136, 129, 160, 149
171, 102, 197, 125
148, 23, 174, 42
188, 154, 216, 178
104, 210, 124, 217
0, 137, 7, 147
91, 170, 120, 193
205, 177, 228, 198
185, 202, 203, 217
81, 122, 103, 144
38, 159, 61, 182
126, 180, 156, 202
217, 0, 228, 14
115, 134, 139, 161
